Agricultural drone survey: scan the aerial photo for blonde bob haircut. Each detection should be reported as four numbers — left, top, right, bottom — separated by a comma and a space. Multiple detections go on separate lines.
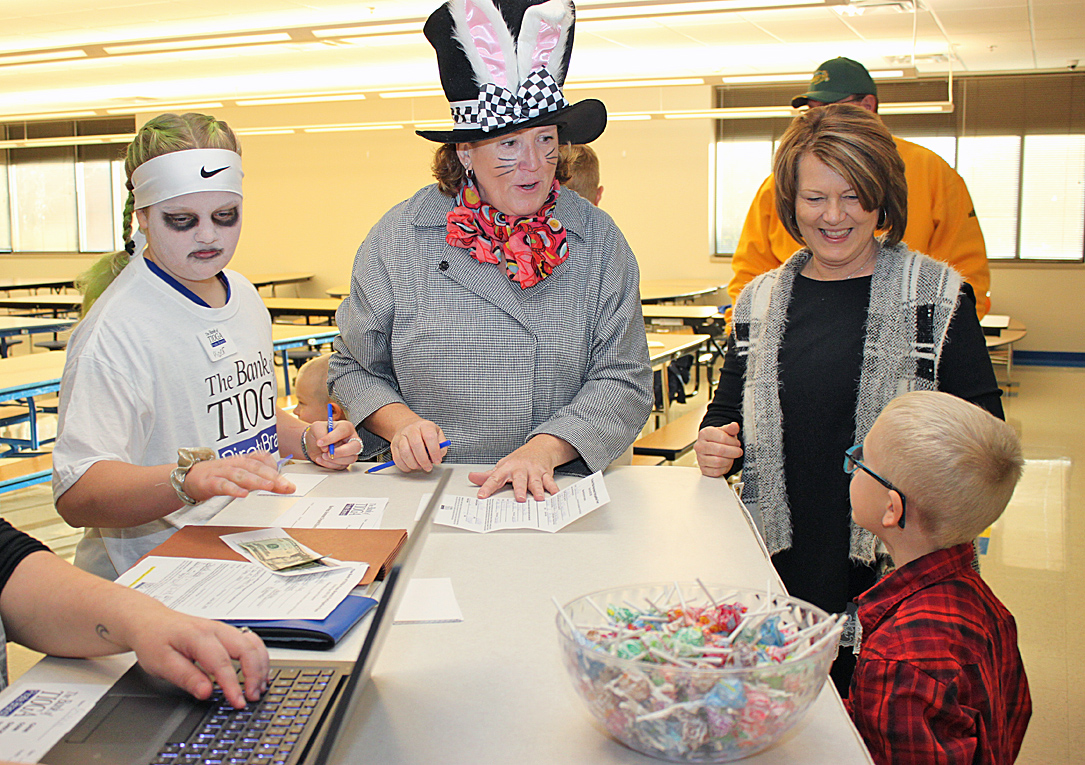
873, 391, 1023, 549
431, 141, 571, 197
773, 102, 907, 248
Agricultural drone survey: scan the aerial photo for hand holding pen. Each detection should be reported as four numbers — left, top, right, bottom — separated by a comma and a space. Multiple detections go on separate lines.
301, 418, 362, 471
369, 440, 451, 473
385, 419, 449, 473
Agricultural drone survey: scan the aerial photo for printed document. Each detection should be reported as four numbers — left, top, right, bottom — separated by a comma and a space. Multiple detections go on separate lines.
431, 472, 609, 533
116, 556, 368, 621
277, 497, 388, 529
0, 683, 105, 763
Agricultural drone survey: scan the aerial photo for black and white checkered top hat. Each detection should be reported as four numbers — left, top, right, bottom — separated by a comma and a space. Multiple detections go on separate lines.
416, 0, 606, 144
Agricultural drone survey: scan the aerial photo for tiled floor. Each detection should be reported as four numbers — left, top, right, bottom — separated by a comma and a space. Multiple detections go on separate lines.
0, 365, 1080, 762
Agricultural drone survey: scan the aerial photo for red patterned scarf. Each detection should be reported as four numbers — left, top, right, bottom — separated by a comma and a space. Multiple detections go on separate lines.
446, 179, 568, 289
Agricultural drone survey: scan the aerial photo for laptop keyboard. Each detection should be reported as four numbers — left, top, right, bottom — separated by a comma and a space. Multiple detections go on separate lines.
150, 667, 338, 765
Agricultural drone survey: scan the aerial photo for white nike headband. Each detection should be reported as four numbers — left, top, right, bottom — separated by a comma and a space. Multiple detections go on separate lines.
131, 148, 243, 208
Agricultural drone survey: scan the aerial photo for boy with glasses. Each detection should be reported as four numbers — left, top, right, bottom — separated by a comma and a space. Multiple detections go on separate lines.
843, 390, 1030, 764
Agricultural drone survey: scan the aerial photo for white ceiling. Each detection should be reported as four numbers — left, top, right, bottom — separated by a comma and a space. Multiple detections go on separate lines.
1, 0, 1082, 121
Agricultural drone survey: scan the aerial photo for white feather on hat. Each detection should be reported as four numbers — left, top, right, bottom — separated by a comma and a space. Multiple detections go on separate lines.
450, 0, 518, 88
449, 0, 572, 90
517, 0, 572, 88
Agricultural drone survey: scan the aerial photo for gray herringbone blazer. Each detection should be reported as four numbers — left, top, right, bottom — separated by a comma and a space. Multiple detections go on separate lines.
329, 184, 652, 473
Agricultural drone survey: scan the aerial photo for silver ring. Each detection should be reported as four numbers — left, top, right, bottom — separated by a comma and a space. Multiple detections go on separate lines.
348, 437, 362, 446
238, 626, 253, 635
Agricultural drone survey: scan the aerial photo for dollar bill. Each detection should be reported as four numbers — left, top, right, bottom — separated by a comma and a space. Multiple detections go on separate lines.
235, 536, 323, 571
220, 527, 342, 576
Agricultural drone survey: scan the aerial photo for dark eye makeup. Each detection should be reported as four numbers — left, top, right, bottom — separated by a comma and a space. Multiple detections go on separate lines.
160, 207, 239, 232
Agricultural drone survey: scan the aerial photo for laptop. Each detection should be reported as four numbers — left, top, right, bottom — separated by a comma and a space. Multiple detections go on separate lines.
41, 468, 452, 765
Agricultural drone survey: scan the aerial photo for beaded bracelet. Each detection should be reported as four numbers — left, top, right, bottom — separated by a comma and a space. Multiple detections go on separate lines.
299, 424, 315, 463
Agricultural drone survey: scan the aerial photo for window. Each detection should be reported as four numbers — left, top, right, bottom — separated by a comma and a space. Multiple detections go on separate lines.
0, 117, 133, 253
957, 136, 1020, 260
712, 73, 1085, 262
1020, 134, 1085, 261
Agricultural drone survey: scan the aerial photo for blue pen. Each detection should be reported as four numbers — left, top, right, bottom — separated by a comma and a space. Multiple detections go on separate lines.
327, 402, 335, 457
276, 455, 294, 471
366, 440, 451, 474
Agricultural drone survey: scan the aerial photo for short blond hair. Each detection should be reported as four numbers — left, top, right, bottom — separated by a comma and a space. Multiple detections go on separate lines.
296, 353, 335, 405
773, 102, 907, 248
874, 391, 1023, 547
560, 144, 600, 202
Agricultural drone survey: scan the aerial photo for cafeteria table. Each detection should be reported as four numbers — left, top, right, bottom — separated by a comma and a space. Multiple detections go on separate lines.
270, 324, 340, 396
244, 272, 314, 296
0, 276, 77, 293
9, 464, 874, 765
263, 297, 342, 324
981, 315, 1027, 392
0, 294, 82, 315
0, 316, 75, 357
0, 351, 66, 458
646, 332, 709, 421
639, 279, 727, 304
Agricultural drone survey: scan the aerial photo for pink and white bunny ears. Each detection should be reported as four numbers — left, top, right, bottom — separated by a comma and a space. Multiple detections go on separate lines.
417, 0, 606, 144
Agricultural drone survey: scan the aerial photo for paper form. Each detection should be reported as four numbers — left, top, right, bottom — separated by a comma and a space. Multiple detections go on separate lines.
0, 683, 105, 763
430, 472, 609, 533
252, 472, 327, 497
116, 556, 368, 621
277, 497, 387, 529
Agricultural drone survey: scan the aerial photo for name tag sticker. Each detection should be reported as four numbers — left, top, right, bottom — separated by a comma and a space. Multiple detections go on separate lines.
200, 327, 236, 362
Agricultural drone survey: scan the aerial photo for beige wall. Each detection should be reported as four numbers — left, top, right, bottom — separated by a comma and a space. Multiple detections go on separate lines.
217, 85, 735, 294
988, 264, 1085, 353
3, 84, 1081, 353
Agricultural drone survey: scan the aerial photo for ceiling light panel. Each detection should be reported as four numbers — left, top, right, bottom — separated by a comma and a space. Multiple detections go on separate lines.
102, 33, 293, 55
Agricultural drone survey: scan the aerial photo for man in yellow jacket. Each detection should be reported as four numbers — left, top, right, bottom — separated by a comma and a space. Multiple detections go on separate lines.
729, 57, 990, 319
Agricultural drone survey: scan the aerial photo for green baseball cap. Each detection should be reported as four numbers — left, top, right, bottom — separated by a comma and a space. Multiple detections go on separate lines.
791, 57, 877, 108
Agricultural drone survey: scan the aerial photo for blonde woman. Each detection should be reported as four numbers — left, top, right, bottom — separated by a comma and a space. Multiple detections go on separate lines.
695, 103, 1001, 694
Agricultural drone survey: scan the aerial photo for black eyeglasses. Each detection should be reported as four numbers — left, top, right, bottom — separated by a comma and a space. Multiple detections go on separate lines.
844, 444, 907, 529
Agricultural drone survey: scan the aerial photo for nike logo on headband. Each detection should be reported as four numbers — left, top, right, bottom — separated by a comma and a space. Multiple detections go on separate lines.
200, 166, 229, 178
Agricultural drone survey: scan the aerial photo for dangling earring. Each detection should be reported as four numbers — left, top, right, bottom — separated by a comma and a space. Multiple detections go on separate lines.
877, 208, 887, 228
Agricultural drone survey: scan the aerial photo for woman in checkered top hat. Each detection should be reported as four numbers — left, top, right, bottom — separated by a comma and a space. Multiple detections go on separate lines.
330, 0, 653, 502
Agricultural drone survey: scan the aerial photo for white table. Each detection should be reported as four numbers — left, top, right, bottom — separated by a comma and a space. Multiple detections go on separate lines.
0, 316, 75, 357
16, 466, 873, 764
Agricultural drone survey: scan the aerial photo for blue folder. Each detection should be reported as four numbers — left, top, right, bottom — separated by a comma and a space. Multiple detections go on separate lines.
224, 592, 378, 650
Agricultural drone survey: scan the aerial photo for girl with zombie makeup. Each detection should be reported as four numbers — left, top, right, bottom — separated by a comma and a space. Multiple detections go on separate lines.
53, 113, 360, 580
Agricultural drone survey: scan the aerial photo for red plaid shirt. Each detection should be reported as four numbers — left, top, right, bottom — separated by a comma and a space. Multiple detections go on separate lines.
845, 543, 1031, 764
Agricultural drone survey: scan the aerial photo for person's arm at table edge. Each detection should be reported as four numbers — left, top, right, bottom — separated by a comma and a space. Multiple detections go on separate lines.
0, 550, 268, 708
56, 455, 295, 529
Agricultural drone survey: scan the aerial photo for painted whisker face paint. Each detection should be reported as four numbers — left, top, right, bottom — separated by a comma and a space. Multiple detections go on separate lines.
458, 125, 559, 217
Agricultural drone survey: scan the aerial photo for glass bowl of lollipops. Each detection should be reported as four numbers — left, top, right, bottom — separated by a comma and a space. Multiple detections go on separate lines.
554, 581, 846, 762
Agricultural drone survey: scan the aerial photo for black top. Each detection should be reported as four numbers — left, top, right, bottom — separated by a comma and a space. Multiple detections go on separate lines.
702, 276, 1002, 614
0, 519, 50, 597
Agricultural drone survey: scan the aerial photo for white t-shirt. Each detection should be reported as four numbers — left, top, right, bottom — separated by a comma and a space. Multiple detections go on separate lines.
53, 255, 278, 579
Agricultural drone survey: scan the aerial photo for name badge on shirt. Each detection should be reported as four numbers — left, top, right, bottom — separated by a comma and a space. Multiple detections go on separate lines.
200, 327, 237, 362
